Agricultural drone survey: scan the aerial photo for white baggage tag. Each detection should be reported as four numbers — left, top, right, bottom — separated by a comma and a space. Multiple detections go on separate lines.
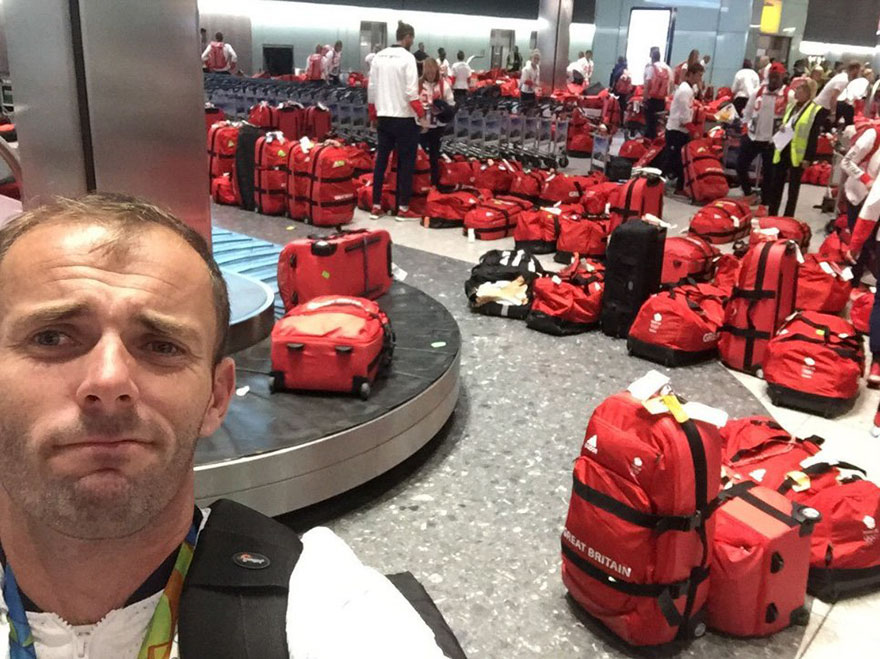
468, 228, 476, 243
551, 275, 563, 285
819, 261, 835, 276
643, 214, 672, 229
605, 202, 611, 215
682, 402, 729, 428
627, 370, 671, 401
442, 153, 452, 162
391, 263, 408, 282
299, 136, 313, 153
794, 242, 805, 264
544, 206, 562, 215
731, 216, 741, 228
841, 266, 854, 282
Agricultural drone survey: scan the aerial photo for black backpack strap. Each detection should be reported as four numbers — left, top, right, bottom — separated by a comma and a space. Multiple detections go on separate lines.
179, 499, 303, 659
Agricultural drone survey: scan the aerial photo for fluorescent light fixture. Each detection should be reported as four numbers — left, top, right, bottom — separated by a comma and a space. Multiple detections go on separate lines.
799, 40, 877, 56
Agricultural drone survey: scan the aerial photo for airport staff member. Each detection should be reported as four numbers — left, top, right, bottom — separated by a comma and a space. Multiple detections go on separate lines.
0, 194, 447, 657
368, 21, 426, 221
737, 61, 789, 203
663, 63, 704, 195
201, 32, 237, 74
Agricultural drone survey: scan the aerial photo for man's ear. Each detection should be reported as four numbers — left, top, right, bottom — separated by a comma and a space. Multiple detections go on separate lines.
199, 357, 236, 438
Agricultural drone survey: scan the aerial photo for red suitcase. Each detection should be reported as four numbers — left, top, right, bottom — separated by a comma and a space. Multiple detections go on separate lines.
526, 263, 604, 335
254, 132, 291, 216
689, 198, 753, 244
211, 173, 240, 206
463, 196, 531, 241
205, 105, 225, 139
248, 101, 280, 130
561, 384, 722, 647
509, 168, 550, 204
682, 139, 730, 203
795, 254, 852, 314
207, 122, 239, 180
719, 240, 799, 374
627, 283, 727, 366
608, 172, 664, 231
750, 216, 812, 251
277, 229, 392, 310
778, 461, 880, 601
287, 142, 356, 226
305, 104, 332, 141
270, 296, 393, 400
720, 416, 824, 490
708, 482, 818, 637
661, 236, 720, 285
763, 311, 864, 417
554, 215, 609, 263
514, 207, 563, 254
422, 188, 486, 229
278, 103, 306, 140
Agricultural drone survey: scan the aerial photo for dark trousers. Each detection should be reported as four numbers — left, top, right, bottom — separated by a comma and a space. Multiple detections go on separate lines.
453, 89, 468, 106
768, 156, 804, 217
520, 91, 536, 109
328, 74, 341, 85
817, 106, 831, 132
419, 127, 443, 187
736, 136, 774, 199
837, 101, 855, 128
870, 252, 880, 357
645, 98, 665, 139
733, 96, 748, 116
373, 117, 420, 209
663, 129, 690, 190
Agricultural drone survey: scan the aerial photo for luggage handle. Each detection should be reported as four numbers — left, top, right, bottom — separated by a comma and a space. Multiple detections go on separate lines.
335, 345, 354, 354
286, 342, 305, 351
729, 434, 822, 463
778, 461, 868, 494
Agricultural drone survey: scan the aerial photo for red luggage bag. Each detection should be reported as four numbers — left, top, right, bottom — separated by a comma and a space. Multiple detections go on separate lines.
539, 173, 601, 206
287, 142, 356, 225
422, 188, 486, 229
689, 198, 753, 244
608, 172, 664, 231
619, 139, 648, 161
211, 174, 240, 206
850, 287, 874, 334
554, 215, 609, 263
526, 262, 604, 335
463, 196, 531, 241
205, 106, 225, 139
254, 132, 291, 216
270, 296, 394, 399
473, 159, 518, 194
750, 216, 812, 251
719, 240, 799, 374
581, 182, 620, 218
561, 384, 722, 647
277, 229, 392, 310
661, 236, 720, 285
708, 482, 818, 637
627, 283, 727, 366
509, 169, 550, 205
248, 101, 280, 129
207, 122, 239, 180
438, 154, 477, 191
305, 104, 332, 141
682, 139, 730, 203
514, 207, 563, 254
795, 254, 852, 313
634, 136, 666, 169
763, 311, 864, 417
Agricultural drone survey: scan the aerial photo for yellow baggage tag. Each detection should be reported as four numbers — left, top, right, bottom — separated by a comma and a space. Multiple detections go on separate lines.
661, 394, 690, 424
642, 397, 669, 415
786, 470, 811, 493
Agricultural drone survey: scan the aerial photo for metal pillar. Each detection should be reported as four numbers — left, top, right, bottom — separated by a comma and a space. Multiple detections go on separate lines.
4, 0, 211, 242
537, 0, 573, 93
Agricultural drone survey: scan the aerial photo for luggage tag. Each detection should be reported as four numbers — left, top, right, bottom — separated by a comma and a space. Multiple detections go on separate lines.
785, 470, 812, 493
467, 228, 476, 243
545, 205, 562, 215
391, 263, 408, 282
627, 370, 671, 401
793, 242, 805, 264
643, 214, 673, 230
551, 275, 563, 285
299, 136, 313, 154
681, 402, 729, 428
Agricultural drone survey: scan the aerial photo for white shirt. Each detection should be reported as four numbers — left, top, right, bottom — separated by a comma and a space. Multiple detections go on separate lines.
732, 68, 760, 100
576, 57, 593, 83
451, 61, 472, 90
815, 72, 850, 110
365, 52, 376, 73
325, 49, 341, 77
367, 45, 420, 119
742, 85, 787, 142
644, 61, 672, 97
667, 81, 695, 132
841, 77, 869, 105
566, 61, 582, 82
419, 80, 456, 128
436, 58, 450, 77
842, 127, 880, 204
520, 61, 540, 93
0, 518, 445, 659
201, 42, 237, 72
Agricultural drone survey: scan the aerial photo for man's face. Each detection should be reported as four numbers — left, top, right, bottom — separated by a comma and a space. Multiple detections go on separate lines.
768, 71, 783, 90
849, 67, 861, 81
0, 222, 234, 539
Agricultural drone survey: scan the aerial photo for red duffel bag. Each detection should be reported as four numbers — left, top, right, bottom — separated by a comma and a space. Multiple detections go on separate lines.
514, 207, 563, 254
270, 295, 393, 399
567, 129, 595, 158
818, 232, 849, 263
526, 260, 605, 335
211, 173, 240, 206
683, 139, 730, 203
708, 482, 818, 637
608, 171, 665, 231
634, 136, 666, 169
763, 311, 864, 417
346, 144, 374, 179
581, 182, 620, 218
438, 154, 477, 191
795, 254, 852, 314
254, 132, 291, 216
750, 216, 812, 251
689, 198, 752, 244
777, 461, 880, 602
712, 254, 742, 297
463, 196, 532, 241
619, 139, 649, 161
554, 215, 609, 263
720, 416, 824, 490
248, 101, 280, 130
719, 240, 799, 374
562, 379, 723, 647
509, 169, 550, 205
422, 188, 487, 229
850, 287, 874, 334
473, 159, 519, 194
627, 283, 727, 366
540, 173, 603, 206
661, 236, 720, 285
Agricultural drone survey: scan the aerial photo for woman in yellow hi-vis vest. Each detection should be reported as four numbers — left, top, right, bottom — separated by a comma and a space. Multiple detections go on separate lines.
768, 79, 822, 216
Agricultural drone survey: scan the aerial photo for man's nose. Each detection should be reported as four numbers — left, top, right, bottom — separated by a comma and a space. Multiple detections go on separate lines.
75, 334, 139, 413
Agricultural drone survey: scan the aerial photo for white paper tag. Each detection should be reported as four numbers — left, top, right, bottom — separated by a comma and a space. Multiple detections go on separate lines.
682, 402, 729, 428
841, 266, 854, 282
643, 214, 672, 229
544, 206, 562, 215
627, 370, 671, 401
732, 216, 741, 228
794, 243, 805, 264
819, 261, 835, 276
391, 263, 408, 282
605, 202, 611, 215
551, 275, 562, 284
468, 228, 476, 242
299, 136, 313, 153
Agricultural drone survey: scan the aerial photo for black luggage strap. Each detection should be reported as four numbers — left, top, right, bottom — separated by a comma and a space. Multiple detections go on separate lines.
717, 481, 800, 528
778, 461, 867, 494
178, 499, 303, 658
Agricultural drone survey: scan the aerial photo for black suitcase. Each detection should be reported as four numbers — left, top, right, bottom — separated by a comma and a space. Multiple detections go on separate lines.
234, 123, 265, 211
605, 155, 634, 182
600, 219, 666, 338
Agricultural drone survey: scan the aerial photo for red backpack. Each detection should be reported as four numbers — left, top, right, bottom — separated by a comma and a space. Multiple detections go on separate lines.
763, 311, 864, 417
206, 42, 228, 71
646, 62, 670, 100
795, 254, 852, 314
627, 283, 727, 366
562, 382, 722, 646
306, 53, 324, 80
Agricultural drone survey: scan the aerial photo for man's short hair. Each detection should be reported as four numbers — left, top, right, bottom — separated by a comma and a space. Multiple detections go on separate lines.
215, 32, 223, 41
396, 21, 414, 41
847, 61, 863, 73
457, 50, 465, 61
0, 194, 230, 365
335, 40, 342, 49
687, 63, 705, 77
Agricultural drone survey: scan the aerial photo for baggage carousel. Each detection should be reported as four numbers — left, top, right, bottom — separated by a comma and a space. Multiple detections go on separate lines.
195, 230, 461, 516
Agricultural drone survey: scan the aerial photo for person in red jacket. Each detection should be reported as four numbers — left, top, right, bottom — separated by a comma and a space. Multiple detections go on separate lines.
847, 178, 880, 386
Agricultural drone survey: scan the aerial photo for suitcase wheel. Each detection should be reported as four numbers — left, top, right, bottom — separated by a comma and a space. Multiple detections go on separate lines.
771, 552, 785, 573
358, 382, 371, 400
790, 606, 810, 627
765, 603, 779, 624
558, 155, 570, 169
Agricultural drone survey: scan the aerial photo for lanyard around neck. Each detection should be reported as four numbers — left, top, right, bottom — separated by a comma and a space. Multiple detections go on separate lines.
4, 522, 198, 659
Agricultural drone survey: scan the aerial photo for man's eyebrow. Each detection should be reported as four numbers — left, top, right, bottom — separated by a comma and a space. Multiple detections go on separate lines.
134, 311, 202, 345
10, 301, 91, 329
